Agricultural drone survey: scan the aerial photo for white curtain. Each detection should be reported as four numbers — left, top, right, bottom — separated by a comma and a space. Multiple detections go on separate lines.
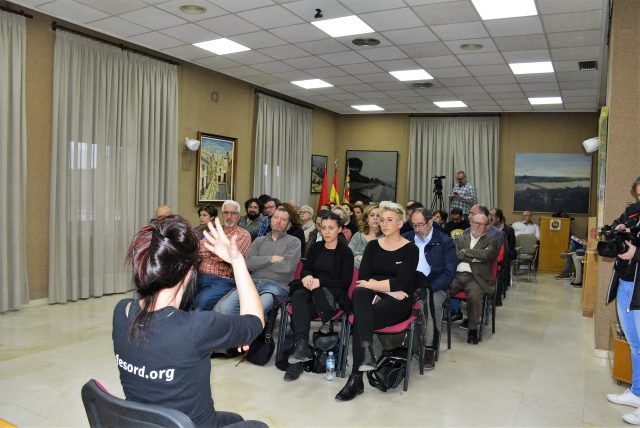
253, 94, 312, 204
409, 117, 500, 212
0, 12, 29, 312
49, 31, 178, 304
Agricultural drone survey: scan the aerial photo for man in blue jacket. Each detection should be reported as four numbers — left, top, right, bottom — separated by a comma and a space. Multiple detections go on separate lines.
403, 207, 457, 370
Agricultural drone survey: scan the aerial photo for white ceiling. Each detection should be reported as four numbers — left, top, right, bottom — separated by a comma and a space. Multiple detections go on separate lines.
8, 0, 609, 114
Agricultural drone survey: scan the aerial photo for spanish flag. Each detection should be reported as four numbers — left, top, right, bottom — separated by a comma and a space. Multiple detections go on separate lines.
317, 165, 330, 212
343, 160, 350, 203
329, 160, 340, 205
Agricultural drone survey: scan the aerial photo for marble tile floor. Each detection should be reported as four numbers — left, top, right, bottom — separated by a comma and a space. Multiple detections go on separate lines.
0, 275, 630, 427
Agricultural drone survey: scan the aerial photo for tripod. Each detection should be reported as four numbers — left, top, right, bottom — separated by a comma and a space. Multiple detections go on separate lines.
431, 188, 444, 212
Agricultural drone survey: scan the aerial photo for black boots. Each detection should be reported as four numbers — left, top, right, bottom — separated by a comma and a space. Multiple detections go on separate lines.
335, 372, 364, 401
288, 339, 312, 364
283, 362, 304, 382
467, 329, 479, 345
358, 341, 377, 371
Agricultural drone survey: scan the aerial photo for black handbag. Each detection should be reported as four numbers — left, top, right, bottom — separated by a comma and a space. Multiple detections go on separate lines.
246, 293, 278, 366
305, 325, 340, 373
366, 347, 406, 392
312, 287, 339, 324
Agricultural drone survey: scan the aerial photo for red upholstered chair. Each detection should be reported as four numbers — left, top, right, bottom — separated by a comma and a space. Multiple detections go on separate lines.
340, 299, 425, 392
276, 267, 358, 378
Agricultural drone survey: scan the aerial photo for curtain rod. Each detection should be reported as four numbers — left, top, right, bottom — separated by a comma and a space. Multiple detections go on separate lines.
1, 5, 33, 18
409, 113, 502, 118
254, 89, 314, 110
51, 22, 180, 66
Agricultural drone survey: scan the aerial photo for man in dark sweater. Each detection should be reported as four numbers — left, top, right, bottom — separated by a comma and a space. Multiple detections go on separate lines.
403, 208, 457, 369
443, 207, 469, 238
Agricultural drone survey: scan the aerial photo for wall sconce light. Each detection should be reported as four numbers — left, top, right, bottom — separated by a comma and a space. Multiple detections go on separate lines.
184, 138, 200, 151
182, 137, 200, 170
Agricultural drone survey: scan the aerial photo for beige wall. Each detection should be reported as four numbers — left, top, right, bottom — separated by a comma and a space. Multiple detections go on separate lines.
594, 0, 640, 350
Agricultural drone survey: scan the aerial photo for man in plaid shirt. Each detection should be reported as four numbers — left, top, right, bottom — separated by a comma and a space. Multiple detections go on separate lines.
449, 171, 476, 217
194, 200, 252, 310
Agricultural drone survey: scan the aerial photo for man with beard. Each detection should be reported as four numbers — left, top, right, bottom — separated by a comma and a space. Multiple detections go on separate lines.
216, 206, 301, 315
194, 200, 252, 310
239, 198, 264, 240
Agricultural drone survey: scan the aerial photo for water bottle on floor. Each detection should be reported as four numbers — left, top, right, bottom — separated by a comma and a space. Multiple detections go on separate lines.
326, 351, 335, 381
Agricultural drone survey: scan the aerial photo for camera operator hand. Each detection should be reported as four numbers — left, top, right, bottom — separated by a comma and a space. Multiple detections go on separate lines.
620, 241, 637, 261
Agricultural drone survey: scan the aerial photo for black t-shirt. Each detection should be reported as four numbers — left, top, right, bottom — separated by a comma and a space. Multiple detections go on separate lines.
112, 299, 262, 427
358, 240, 419, 292
444, 219, 470, 238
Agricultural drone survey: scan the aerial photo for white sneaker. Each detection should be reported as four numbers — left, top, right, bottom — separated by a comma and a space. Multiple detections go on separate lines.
608, 389, 640, 407
623, 408, 640, 425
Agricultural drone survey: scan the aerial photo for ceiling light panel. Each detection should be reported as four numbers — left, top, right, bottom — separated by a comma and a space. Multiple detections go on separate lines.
311, 15, 374, 38
434, 101, 468, 108
351, 104, 385, 111
291, 79, 333, 89
528, 97, 563, 105
509, 61, 555, 74
472, 0, 538, 20
193, 38, 250, 55
389, 69, 434, 81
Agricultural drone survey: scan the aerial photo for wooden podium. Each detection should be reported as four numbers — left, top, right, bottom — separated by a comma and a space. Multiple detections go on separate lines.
537, 216, 571, 274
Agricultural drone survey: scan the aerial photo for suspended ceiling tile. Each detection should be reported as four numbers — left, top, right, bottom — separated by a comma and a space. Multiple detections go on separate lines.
219, 65, 263, 78
485, 16, 544, 38
225, 50, 274, 65
398, 41, 452, 58
160, 23, 221, 44
467, 64, 511, 76
155, 0, 228, 21
537, 0, 604, 15
556, 70, 598, 81
514, 73, 558, 83
40, 0, 109, 23
129, 31, 183, 49
196, 14, 260, 36
475, 75, 517, 85
456, 52, 504, 66
542, 10, 602, 33
283, 56, 332, 69
281, 0, 351, 20
449, 85, 487, 94
501, 49, 551, 63
258, 44, 309, 60
269, 23, 328, 43
430, 22, 489, 41
519, 82, 560, 92
360, 8, 424, 32
381, 27, 439, 45
428, 66, 471, 78
303, 66, 350, 77
559, 80, 597, 90
194, 55, 242, 69
444, 38, 498, 54
251, 61, 296, 73
413, 1, 479, 26
547, 30, 603, 49
415, 55, 462, 69
339, 0, 406, 13
295, 39, 350, 55
482, 84, 523, 93
437, 76, 479, 86
338, 62, 384, 75
91, 16, 149, 37
212, 0, 276, 13
551, 46, 600, 61
319, 51, 369, 66
76, 0, 147, 15
357, 72, 398, 83
237, 5, 304, 29
161, 44, 219, 60
493, 34, 548, 51
491, 91, 526, 100
119, 6, 188, 29
232, 31, 288, 49
358, 46, 408, 62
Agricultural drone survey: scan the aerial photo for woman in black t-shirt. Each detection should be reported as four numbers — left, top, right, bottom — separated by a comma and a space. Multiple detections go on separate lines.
284, 211, 354, 382
335, 201, 419, 402
112, 216, 267, 427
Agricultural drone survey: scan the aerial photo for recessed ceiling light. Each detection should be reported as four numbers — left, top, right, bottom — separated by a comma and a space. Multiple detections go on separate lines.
471, 0, 537, 20
389, 69, 434, 82
434, 101, 467, 108
351, 104, 384, 112
193, 38, 250, 55
179, 4, 206, 15
411, 82, 434, 89
291, 79, 333, 89
509, 61, 554, 74
311, 15, 374, 38
352, 38, 380, 47
529, 97, 562, 105
460, 43, 484, 51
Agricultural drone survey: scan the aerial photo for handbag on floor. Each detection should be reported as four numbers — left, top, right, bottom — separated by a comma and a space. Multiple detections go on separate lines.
366, 347, 406, 392
246, 293, 278, 366
305, 325, 340, 373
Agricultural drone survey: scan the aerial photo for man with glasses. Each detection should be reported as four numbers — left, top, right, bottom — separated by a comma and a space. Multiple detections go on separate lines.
256, 197, 280, 238
450, 213, 498, 345
403, 208, 457, 369
194, 200, 252, 311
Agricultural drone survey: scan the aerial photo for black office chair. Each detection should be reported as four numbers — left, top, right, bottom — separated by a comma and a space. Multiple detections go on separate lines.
81, 379, 195, 428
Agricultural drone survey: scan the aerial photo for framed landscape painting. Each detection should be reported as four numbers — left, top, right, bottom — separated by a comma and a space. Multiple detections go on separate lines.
514, 153, 592, 214
311, 155, 327, 193
196, 132, 236, 204
346, 150, 398, 204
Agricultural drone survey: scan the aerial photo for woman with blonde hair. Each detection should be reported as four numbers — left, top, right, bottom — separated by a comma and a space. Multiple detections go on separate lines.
336, 202, 419, 401
348, 204, 382, 269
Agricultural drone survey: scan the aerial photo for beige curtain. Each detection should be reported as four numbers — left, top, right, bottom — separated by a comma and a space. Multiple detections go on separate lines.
253, 94, 312, 204
409, 117, 500, 211
49, 31, 178, 304
0, 12, 29, 312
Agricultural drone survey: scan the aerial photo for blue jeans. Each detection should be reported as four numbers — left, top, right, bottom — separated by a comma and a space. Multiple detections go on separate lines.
214, 280, 288, 315
195, 274, 236, 311
617, 279, 640, 396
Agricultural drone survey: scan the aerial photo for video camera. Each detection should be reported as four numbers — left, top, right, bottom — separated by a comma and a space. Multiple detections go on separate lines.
597, 202, 640, 258
433, 175, 445, 192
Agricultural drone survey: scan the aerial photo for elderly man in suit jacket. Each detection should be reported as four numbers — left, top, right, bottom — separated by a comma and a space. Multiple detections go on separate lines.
451, 213, 499, 345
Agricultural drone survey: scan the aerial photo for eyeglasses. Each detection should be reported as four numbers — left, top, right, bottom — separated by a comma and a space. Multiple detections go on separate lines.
222, 211, 239, 215
411, 223, 427, 229
470, 220, 489, 227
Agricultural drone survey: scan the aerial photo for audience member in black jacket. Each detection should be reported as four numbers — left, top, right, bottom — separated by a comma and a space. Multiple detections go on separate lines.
285, 211, 354, 382
336, 201, 419, 402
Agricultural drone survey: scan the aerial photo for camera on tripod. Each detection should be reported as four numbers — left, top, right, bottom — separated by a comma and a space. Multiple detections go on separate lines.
597, 224, 640, 258
433, 175, 445, 192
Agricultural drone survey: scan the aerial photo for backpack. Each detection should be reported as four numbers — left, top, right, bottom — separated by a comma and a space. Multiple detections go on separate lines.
305, 325, 340, 374
366, 347, 407, 392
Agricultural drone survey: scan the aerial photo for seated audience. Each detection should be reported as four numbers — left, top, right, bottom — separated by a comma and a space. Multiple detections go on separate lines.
401, 201, 423, 235
281, 202, 306, 258
402, 208, 456, 370
512, 210, 541, 240
113, 215, 266, 427
238, 198, 264, 241
490, 208, 516, 262
154, 204, 173, 219
432, 209, 448, 226
195, 205, 218, 239
299, 205, 315, 243
450, 213, 498, 345
349, 204, 381, 269
353, 205, 364, 228
336, 201, 418, 402
256, 197, 280, 238
284, 211, 354, 381
319, 203, 331, 211
332, 206, 353, 243
443, 207, 469, 238
216, 206, 301, 315
195, 201, 251, 311
342, 204, 360, 236
353, 200, 365, 207
465, 204, 504, 250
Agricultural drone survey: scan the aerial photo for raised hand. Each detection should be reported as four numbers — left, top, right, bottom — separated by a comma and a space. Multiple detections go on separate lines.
203, 218, 239, 263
